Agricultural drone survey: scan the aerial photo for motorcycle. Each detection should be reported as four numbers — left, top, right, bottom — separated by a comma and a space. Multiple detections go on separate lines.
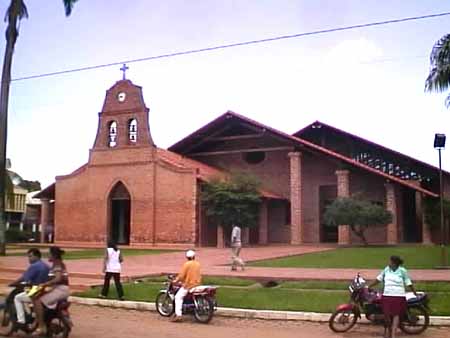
155, 275, 218, 323
329, 273, 430, 334
1, 282, 73, 338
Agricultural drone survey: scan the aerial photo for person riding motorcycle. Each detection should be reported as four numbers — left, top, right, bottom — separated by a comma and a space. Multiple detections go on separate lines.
11, 248, 49, 327
170, 249, 201, 322
33, 246, 70, 336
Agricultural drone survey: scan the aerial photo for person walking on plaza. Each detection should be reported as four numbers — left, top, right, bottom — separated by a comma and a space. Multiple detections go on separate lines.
369, 255, 417, 338
171, 250, 202, 322
12, 248, 49, 326
231, 224, 245, 271
99, 240, 124, 300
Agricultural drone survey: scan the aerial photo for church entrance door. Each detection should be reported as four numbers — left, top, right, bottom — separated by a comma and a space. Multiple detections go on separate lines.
109, 182, 131, 245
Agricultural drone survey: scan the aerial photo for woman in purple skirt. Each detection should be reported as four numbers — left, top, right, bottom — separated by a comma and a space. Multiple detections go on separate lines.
369, 256, 417, 338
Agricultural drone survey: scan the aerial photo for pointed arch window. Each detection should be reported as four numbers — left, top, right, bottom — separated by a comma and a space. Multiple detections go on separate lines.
128, 118, 137, 143
108, 121, 118, 147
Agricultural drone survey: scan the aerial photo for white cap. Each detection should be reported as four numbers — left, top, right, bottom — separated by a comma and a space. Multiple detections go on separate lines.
186, 249, 196, 258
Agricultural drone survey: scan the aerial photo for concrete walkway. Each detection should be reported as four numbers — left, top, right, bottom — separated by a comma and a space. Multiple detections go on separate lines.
1, 245, 450, 290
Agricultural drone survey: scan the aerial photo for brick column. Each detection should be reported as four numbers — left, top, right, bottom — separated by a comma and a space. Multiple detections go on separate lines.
217, 225, 225, 248
259, 200, 268, 245
289, 152, 303, 245
385, 183, 398, 244
40, 198, 50, 243
336, 170, 351, 245
417, 192, 432, 244
242, 227, 250, 246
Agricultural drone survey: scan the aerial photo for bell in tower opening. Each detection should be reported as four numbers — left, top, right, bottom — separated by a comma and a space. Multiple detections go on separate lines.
128, 118, 137, 143
108, 121, 117, 147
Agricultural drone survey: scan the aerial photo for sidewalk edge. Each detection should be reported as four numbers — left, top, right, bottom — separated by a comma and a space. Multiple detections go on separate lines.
69, 296, 450, 326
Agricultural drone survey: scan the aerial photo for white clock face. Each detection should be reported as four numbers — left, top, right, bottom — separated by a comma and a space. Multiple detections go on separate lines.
117, 92, 126, 102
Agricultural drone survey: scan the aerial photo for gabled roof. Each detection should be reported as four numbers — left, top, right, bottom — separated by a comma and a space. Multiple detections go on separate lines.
157, 148, 224, 181
294, 120, 450, 179
34, 183, 55, 200
169, 111, 438, 197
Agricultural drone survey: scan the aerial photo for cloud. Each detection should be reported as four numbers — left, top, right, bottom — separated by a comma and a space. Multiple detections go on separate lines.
326, 38, 384, 65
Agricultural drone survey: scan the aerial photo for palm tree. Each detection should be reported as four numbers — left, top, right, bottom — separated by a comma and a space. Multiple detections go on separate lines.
425, 34, 450, 107
0, 0, 78, 255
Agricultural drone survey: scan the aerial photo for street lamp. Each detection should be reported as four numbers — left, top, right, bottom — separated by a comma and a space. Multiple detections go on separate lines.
434, 133, 448, 268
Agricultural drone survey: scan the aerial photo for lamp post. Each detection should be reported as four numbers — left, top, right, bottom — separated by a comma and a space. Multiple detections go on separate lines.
434, 133, 448, 267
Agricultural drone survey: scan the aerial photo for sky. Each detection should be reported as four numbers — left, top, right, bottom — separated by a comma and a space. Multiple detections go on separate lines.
2, 0, 450, 188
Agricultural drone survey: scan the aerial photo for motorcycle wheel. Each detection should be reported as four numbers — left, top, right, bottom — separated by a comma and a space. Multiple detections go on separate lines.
155, 292, 174, 317
193, 296, 214, 324
399, 306, 430, 335
47, 317, 70, 338
328, 308, 357, 333
1, 306, 14, 336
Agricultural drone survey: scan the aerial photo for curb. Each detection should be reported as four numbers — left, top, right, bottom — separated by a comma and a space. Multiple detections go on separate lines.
69, 297, 450, 326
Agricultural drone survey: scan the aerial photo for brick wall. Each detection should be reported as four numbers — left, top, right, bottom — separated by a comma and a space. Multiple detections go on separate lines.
197, 150, 291, 199
267, 200, 290, 243
54, 152, 198, 244
154, 162, 197, 243
301, 153, 338, 243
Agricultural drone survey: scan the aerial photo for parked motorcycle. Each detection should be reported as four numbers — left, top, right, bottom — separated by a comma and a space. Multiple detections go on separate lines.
155, 275, 217, 323
329, 273, 430, 334
1, 283, 73, 338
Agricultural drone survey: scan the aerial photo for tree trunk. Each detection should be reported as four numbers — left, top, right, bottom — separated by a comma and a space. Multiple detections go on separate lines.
0, 3, 19, 256
351, 225, 368, 246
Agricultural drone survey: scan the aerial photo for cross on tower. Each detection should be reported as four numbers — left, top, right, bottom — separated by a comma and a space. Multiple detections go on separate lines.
120, 63, 129, 80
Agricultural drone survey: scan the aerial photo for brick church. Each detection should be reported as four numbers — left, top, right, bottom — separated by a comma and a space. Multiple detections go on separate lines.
37, 78, 450, 247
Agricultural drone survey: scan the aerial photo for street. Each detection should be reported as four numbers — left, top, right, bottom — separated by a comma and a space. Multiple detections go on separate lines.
2, 304, 449, 338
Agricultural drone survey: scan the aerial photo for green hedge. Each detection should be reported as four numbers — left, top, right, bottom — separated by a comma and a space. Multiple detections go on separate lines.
6, 229, 39, 243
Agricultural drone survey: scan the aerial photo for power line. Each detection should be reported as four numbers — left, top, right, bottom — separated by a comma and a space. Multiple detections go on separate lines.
11, 11, 450, 83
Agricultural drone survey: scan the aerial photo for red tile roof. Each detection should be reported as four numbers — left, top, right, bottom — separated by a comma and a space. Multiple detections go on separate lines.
294, 120, 450, 177
170, 111, 438, 198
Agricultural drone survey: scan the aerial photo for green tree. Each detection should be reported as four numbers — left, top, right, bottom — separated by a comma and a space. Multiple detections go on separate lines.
0, 0, 78, 255
323, 197, 392, 245
425, 34, 450, 107
423, 196, 450, 230
201, 173, 262, 231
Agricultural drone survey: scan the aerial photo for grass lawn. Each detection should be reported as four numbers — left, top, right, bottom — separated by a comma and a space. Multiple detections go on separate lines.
6, 248, 177, 259
75, 277, 450, 316
249, 245, 450, 269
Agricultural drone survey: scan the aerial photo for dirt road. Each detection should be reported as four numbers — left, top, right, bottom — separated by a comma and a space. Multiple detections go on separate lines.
2, 304, 449, 338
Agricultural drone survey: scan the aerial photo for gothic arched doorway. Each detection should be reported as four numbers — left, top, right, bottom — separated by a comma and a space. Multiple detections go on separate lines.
108, 182, 131, 245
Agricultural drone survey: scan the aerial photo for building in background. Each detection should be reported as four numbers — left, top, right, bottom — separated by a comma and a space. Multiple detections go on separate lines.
4, 169, 42, 242
36, 78, 450, 247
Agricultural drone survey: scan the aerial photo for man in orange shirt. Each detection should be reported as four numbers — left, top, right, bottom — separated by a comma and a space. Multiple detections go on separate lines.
171, 249, 201, 322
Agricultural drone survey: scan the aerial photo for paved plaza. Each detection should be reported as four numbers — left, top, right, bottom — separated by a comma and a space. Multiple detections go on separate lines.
2, 245, 450, 291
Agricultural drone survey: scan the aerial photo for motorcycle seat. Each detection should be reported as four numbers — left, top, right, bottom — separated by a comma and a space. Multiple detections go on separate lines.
406, 292, 426, 305
189, 285, 217, 294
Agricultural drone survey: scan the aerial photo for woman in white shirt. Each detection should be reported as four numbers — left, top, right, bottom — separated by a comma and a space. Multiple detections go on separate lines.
369, 255, 417, 338
99, 241, 124, 300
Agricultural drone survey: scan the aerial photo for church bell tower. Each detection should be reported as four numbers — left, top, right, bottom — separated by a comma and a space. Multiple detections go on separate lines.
92, 65, 154, 150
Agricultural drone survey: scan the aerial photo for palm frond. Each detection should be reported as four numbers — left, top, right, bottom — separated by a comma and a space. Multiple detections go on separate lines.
4, 0, 28, 23
425, 64, 450, 92
63, 0, 78, 16
445, 93, 450, 108
425, 34, 450, 94
430, 34, 450, 66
